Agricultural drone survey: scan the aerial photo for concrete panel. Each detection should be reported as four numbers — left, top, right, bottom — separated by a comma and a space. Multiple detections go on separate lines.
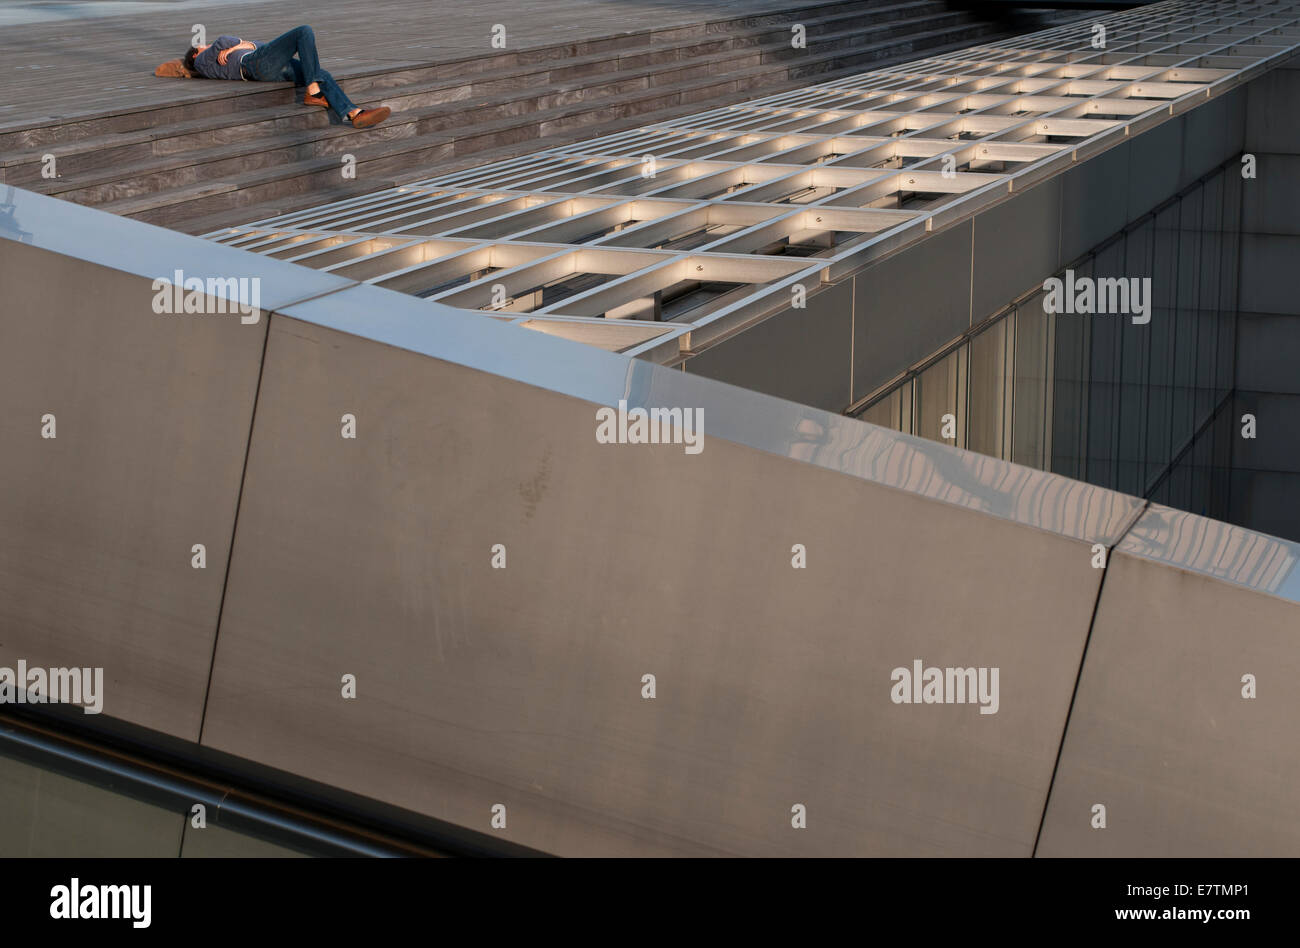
1240, 153, 1300, 235
1231, 391, 1300, 472
1039, 506, 1300, 856
1239, 233, 1300, 316
1059, 140, 1129, 263
1126, 112, 1184, 219
1230, 468, 1300, 543
852, 220, 972, 398
1245, 65, 1300, 153
0, 247, 262, 739
0, 187, 358, 740
1182, 86, 1246, 186
200, 285, 1142, 857
1235, 315, 1300, 394
971, 177, 1061, 322
683, 278, 853, 412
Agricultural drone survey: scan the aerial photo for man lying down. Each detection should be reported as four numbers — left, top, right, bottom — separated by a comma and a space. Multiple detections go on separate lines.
184, 24, 390, 128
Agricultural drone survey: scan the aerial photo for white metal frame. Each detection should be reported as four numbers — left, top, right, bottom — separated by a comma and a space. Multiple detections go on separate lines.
206, 0, 1300, 361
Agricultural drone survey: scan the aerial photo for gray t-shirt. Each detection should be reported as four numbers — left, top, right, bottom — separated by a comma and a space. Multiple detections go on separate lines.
193, 35, 258, 80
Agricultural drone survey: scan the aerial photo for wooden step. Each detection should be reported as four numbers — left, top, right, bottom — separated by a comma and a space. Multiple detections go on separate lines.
0, 0, 896, 149
122, 18, 1016, 232
29, 8, 996, 206
1, 0, 960, 186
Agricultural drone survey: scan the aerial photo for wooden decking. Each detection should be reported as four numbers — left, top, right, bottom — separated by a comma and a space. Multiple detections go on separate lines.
0, 0, 832, 133
0, 0, 1089, 232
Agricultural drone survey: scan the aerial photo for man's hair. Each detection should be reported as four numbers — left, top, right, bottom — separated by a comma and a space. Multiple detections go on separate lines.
183, 46, 199, 74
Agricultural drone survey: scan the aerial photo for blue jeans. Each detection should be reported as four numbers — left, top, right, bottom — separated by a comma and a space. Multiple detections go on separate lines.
242, 25, 355, 120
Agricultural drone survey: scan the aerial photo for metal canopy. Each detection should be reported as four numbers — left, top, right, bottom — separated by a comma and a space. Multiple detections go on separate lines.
207, 0, 1300, 361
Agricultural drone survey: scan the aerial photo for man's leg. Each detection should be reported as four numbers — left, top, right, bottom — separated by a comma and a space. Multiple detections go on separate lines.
285, 25, 324, 86
287, 59, 329, 107
245, 24, 382, 125
240, 27, 300, 81
242, 25, 320, 84
312, 69, 358, 121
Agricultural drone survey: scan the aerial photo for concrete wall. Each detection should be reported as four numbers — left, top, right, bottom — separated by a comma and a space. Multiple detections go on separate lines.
1039, 506, 1300, 856
3, 186, 1299, 856
199, 294, 1134, 857
1232, 60, 1300, 542
0, 192, 351, 741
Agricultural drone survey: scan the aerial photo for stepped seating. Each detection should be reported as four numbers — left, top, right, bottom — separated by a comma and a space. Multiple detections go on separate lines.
0, 1, 1072, 235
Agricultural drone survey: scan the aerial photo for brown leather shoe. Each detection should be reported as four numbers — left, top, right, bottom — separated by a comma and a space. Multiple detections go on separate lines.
350, 106, 391, 128
303, 91, 328, 107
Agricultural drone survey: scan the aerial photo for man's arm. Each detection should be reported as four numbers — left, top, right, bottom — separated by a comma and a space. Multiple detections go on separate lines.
193, 35, 240, 75
216, 40, 256, 65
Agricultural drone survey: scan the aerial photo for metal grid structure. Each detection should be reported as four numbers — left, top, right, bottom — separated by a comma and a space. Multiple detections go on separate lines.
206, 0, 1300, 362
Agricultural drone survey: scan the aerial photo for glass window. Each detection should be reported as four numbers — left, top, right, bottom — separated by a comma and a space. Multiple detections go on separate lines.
968, 316, 1010, 459
1014, 296, 1053, 469
916, 348, 965, 446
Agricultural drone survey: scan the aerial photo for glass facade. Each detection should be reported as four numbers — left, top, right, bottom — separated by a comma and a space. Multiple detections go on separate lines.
0, 753, 183, 858
852, 162, 1241, 524
0, 738, 346, 857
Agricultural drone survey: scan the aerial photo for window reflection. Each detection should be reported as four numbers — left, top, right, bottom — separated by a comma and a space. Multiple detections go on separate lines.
853, 164, 1238, 523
